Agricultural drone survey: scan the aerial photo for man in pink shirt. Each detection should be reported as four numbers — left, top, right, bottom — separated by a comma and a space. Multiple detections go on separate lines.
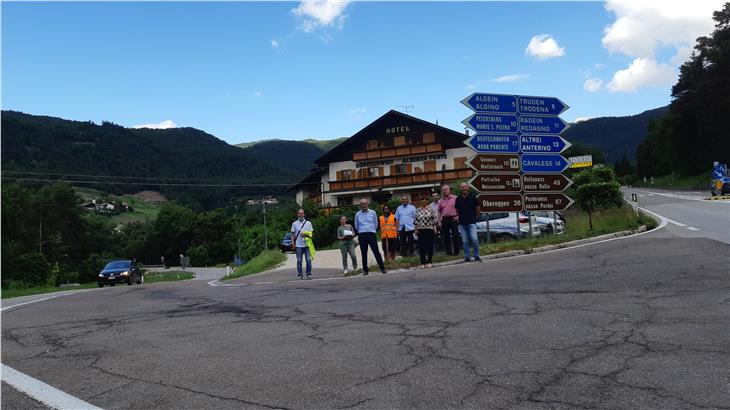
438, 184, 461, 255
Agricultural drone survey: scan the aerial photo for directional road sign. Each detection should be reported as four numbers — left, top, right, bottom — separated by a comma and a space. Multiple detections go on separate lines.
522, 193, 574, 211
478, 194, 523, 213
467, 154, 521, 173
521, 174, 573, 192
469, 174, 521, 192
519, 115, 569, 135
568, 155, 593, 169
521, 154, 570, 173
517, 96, 569, 116
520, 135, 571, 154
462, 113, 519, 134
464, 134, 520, 153
461, 93, 517, 114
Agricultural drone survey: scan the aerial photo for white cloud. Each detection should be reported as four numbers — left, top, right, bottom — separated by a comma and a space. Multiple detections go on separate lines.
254, 91, 263, 97
348, 107, 366, 119
594, 63, 606, 69
601, 0, 722, 92
490, 74, 530, 83
606, 58, 676, 93
292, 0, 351, 33
525, 34, 565, 60
574, 117, 592, 123
465, 84, 477, 90
270, 39, 279, 50
583, 78, 603, 92
602, 0, 722, 59
133, 120, 177, 129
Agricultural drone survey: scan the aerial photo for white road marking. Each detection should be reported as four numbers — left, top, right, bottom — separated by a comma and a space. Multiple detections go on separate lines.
1, 364, 102, 410
665, 218, 688, 227
686, 227, 700, 231
1, 295, 61, 312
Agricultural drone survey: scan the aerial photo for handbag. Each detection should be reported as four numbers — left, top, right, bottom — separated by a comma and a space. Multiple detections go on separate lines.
291, 219, 307, 250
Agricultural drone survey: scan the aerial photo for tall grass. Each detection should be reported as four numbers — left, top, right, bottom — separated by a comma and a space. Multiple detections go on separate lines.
222, 250, 287, 280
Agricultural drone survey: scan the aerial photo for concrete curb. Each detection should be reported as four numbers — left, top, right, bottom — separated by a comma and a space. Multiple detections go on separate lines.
385, 229, 638, 274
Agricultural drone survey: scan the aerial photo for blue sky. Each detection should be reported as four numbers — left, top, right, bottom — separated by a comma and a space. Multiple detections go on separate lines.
2, 1, 723, 143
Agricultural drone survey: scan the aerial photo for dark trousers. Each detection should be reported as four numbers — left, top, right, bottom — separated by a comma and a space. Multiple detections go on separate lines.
441, 217, 461, 255
399, 228, 415, 256
417, 229, 435, 264
358, 232, 385, 273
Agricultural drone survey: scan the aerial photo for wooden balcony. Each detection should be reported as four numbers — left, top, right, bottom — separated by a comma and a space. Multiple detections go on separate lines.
353, 144, 443, 161
328, 168, 473, 192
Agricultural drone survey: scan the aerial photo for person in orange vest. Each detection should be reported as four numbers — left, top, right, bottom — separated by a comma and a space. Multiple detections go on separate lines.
379, 204, 399, 261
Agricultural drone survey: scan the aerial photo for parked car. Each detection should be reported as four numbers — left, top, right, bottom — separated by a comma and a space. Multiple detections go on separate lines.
476, 212, 540, 241
529, 211, 565, 235
280, 232, 294, 253
98, 260, 142, 287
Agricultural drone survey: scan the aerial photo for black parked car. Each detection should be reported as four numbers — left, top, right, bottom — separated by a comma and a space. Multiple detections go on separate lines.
98, 260, 142, 287
280, 232, 294, 253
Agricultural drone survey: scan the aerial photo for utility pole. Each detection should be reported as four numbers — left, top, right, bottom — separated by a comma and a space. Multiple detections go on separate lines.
262, 200, 268, 251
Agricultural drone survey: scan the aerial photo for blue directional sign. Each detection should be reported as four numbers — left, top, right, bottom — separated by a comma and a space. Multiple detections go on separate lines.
520, 135, 571, 153
464, 134, 520, 153
519, 115, 569, 135
462, 113, 519, 134
517, 95, 569, 116
461, 93, 517, 114
521, 154, 570, 173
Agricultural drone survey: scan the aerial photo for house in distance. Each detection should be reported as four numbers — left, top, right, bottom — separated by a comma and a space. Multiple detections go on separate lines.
293, 110, 473, 207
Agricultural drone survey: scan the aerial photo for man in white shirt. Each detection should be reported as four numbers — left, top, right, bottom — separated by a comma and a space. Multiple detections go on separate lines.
291, 209, 314, 279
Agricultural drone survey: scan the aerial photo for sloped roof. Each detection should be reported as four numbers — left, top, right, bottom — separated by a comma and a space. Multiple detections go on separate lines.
314, 110, 467, 165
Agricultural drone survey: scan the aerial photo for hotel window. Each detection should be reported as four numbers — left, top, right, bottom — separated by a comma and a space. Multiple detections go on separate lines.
337, 196, 353, 207
368, 167, 380, 177
424, 160, 436, 172
366, 139, 378, 150
341, 170, 354, 180
395, 164, 409, 175
394, 136, 406, 146
454, 157, 467, 169
423, 132, 436, 144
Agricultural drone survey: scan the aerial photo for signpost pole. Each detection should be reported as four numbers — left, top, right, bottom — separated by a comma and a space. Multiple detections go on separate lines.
553, 213, 557, 236
486, 213, 491, 244
528, 214, 533, 238
516, 213, 521, 240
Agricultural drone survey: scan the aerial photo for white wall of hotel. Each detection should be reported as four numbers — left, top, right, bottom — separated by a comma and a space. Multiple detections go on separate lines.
296, 146, 473, 206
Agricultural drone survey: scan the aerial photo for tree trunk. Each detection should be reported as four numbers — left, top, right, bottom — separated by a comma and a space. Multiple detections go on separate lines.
588, 211, 593, 231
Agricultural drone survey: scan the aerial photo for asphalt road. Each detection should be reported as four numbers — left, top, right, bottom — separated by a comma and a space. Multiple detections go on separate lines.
622, 187, 730, 244
2, 191, 728, 409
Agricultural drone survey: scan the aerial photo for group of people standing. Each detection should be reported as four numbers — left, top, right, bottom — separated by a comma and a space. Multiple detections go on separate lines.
290, 183, 482, 279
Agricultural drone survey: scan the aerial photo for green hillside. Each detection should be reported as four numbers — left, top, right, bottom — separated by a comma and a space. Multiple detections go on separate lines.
1, 111, 299, 209
563, 106, 668, 165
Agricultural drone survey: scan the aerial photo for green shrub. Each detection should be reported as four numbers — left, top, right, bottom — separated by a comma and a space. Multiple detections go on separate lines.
187, 244, 210, 266
16, 252, 51, 287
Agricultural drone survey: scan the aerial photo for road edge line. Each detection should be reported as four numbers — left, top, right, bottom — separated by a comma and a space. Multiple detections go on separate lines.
1, 364, 103, 410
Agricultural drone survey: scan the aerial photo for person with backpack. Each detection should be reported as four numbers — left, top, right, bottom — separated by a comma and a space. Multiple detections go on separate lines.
291, 208, 314, 279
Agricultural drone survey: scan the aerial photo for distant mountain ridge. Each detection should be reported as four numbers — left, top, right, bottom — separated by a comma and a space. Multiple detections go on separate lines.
235, 137, 345, 151
234, 137, 346, 175
563, 106, 669, 164
1, 110, 297, 208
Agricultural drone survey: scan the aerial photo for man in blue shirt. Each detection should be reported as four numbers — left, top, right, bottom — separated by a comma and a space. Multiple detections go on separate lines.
395, 195, 417, 257
354, 198, 387, 275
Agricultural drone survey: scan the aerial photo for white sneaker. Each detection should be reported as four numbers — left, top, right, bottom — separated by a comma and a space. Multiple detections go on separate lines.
344, 269, 348, 275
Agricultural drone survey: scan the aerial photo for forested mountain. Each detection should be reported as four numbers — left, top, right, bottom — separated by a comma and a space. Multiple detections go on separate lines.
636, 3, 730, 177
562, 106, 668, 165
1, 111, 299, 209
237, 140, 328, 174
235, 137, 346, 174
